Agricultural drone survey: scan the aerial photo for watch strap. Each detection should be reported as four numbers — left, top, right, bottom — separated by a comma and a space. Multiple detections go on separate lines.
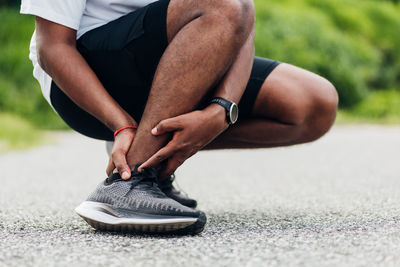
209, 97, 236, 125
209, 97, 232, 111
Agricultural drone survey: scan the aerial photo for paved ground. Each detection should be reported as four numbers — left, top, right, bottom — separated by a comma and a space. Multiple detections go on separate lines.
1, 125, 400, 267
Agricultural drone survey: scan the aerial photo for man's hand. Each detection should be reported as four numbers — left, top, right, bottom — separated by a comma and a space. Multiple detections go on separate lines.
106, 128, 136, 180
138, 105, 229, 178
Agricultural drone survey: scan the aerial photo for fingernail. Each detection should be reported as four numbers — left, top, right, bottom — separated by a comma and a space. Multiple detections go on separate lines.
122, 171, 129, 179
151, 128, 157, 134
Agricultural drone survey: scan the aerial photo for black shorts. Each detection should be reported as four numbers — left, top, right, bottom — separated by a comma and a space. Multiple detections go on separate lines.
50, 0, 280, 141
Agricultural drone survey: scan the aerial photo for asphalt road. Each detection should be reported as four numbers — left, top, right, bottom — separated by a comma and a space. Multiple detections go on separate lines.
1, 125, 400, 267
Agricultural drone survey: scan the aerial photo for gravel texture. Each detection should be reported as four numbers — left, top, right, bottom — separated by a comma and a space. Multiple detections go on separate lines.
1, 125, 400, 267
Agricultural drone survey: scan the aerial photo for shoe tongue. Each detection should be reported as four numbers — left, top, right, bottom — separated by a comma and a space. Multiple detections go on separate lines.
106, 172, 124, 183
130, 165, 166, 196
131, 164, 158, 181
106, 165, 159, 186
129, 164, 160, 189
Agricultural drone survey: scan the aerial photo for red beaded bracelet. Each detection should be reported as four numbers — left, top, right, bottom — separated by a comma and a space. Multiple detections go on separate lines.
113, 126, 138, 139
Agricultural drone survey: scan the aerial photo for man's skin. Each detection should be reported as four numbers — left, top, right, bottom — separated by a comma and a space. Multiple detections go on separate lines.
36, 0, 338, 180
126, 0, 255, 177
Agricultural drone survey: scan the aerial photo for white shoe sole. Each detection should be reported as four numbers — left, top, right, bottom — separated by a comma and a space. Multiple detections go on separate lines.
75, 201, 201, 234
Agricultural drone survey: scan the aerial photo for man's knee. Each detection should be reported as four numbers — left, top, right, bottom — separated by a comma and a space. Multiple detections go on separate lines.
203, 0, 254, 43
168, 0, 254, 44
301, 78, 338, 142
223, 0, 255, 36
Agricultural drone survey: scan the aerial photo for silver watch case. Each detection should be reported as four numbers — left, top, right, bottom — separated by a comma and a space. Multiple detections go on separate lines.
229, 102, 239, 124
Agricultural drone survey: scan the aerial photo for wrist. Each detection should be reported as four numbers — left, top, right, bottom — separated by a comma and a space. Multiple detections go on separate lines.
114, 125, 137, 139
204, 104, 229, 129
108, 114, 137, 132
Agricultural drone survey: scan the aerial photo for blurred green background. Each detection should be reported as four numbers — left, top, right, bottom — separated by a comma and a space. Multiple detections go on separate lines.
0, 0, 399, 150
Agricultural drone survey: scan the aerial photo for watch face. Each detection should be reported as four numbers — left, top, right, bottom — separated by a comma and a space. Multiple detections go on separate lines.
229, 103, 239, 124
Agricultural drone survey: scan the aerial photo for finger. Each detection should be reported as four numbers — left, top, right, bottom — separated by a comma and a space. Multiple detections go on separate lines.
106, 156, 116, 176
159, 154, 186, 178
152, 117, 183, 136
112, 150, 131, 180
138, 142, 177, 171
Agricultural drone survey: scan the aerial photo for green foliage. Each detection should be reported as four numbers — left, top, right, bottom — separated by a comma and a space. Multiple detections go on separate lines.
0, 113, 44, 152
337, 90, 400, 124
0, 8, 67, 129
254, 0, 400, 107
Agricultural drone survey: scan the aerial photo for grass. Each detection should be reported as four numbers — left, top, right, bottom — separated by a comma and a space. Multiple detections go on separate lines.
336, 90, 400, 124
0, 113, 48, 153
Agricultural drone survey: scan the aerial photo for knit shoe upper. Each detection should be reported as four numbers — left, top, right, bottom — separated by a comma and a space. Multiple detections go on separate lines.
87, 167, 200, 218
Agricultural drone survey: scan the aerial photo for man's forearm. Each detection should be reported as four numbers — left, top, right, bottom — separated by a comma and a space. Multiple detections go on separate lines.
210, 28, 255, 107
39, 43, 135, 131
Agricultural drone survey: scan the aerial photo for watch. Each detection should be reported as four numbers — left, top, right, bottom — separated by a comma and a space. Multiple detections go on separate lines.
209, 97, 239, 125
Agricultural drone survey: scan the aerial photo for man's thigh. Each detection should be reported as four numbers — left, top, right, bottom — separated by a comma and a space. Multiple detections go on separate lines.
250, 62, 338, 125
235, 57, 280, 121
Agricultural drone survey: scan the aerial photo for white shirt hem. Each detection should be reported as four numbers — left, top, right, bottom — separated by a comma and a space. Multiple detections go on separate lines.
20, 4, 81, 30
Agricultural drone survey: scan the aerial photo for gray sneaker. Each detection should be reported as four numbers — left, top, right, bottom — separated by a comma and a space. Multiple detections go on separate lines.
158, 174, 198, 208
75, 165, 206, 235
106, 141, 198, 208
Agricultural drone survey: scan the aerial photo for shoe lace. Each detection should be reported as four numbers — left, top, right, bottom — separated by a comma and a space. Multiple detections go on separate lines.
127, 166, 166, 197
130, 167, 158, 189
105, 166, 165, 197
